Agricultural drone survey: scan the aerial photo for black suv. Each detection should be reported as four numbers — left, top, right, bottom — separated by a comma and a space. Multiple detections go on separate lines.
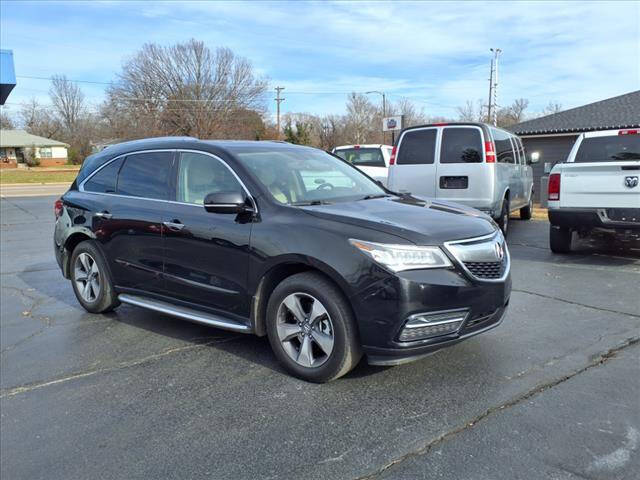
54, 138, 511, 382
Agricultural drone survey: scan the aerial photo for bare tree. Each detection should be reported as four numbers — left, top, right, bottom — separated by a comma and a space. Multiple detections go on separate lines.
542, 101, 563, 116
456, 100, 482, 122
19, 99, 62, 138
0, 109, 14, 129
104, 39, 268, 139
50, 75, 86, 132
344, 93, 377, 144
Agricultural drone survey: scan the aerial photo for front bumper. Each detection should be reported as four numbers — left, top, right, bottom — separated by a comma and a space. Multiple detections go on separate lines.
351, 267, 511, 366
549, 208, 640, 231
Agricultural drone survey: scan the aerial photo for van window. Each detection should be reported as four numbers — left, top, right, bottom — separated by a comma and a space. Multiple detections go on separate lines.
440, 128, 483, 163
117, 152, 173, 200
574, 135, 640, 162
335, 148, 385, 167
516, 137, 526, 164
491, 128, 515, 164
397, 129, 436, 165
84, 157, 124, 193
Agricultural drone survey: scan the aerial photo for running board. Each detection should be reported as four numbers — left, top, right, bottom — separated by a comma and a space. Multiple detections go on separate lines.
118, 294, 252, 333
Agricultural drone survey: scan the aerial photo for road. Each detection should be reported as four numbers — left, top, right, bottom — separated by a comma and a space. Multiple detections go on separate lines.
0, 183, 70, 198
1, 195, 639, 480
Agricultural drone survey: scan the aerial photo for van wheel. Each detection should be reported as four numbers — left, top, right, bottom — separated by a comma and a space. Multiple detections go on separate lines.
550, 226, 572, 253
520, 196, 533, 220
70, 240, 119, 313
496, 198, 509, 236
266, 272, 362, 383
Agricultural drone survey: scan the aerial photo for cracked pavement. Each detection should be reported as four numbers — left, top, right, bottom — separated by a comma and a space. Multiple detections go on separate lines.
1, 196, 639, 479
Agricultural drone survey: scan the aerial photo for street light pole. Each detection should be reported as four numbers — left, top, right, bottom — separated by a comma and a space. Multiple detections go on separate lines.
366, 90, 386, 144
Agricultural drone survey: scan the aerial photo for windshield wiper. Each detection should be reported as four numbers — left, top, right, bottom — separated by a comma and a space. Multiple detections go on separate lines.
360, 194, 391, 200
290, 200, 332, 206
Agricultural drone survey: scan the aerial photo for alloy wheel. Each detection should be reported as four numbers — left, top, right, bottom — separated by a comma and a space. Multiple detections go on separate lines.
74, 252, 101, 303
276, 293, 334, 368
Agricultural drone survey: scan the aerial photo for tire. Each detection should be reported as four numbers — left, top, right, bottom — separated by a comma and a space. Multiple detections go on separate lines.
549, 226, 572, 253
496, 197, 510, 237
266, 272, 362, 383
520, 195, 533, 220
70, 240, 119, 313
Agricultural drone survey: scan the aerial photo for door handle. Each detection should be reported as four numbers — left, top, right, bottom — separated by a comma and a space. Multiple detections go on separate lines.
95, 211, 112, 219
163, 220, 185, 231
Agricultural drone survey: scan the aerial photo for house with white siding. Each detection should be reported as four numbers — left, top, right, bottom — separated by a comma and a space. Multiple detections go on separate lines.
0, 129, 69, 167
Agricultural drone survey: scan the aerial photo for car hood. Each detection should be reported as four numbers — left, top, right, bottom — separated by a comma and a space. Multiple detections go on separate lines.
300, 195, 497, 244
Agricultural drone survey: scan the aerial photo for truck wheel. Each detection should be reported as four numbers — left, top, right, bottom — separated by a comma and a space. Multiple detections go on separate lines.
266, 272, 362, 383
520, 196, 533, 220
550, 226, 572, 253
496, 198, 509, 237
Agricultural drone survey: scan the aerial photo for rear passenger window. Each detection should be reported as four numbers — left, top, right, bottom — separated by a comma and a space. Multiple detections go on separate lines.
440, 128, 482, 163
83, 157, 124, 193
117, 152, 173, 200
491, 128, 515, 164
397, 129, 436, 165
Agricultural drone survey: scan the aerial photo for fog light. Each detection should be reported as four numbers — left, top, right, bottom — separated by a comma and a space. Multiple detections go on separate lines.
398, 309, 468, 342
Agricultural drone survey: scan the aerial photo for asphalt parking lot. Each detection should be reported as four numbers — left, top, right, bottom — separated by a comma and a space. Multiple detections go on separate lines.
1, 195, 639, 480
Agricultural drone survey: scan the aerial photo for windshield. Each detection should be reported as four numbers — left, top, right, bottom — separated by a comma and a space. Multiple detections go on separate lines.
575, 135, 640, 162
334, 148, 386, 167
235, 147, 387, 205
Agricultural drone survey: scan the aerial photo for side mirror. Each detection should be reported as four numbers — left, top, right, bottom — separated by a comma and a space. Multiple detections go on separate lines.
204, 191, 251, 214
529, 151, 540, 164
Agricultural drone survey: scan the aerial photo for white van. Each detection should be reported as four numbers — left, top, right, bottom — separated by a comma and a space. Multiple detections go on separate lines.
332, 144, 392, 186
387, 123, 538, 235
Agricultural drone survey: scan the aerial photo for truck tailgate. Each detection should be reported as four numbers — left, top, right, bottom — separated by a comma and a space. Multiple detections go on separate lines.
559, 161, 640, 208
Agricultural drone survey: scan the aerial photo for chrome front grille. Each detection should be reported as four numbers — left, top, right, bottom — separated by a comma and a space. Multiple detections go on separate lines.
444, 231, 509, 282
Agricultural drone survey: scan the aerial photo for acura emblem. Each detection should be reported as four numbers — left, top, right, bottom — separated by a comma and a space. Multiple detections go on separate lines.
494, 242, 505, 261
625, 176, 639, 188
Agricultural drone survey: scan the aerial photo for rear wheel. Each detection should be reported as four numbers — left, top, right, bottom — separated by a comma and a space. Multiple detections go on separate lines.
70, 241, 119, 313
550, 226, 573, 253
266, 272, 362, 383
520, 195, 533, 220
496, 197, 510, 236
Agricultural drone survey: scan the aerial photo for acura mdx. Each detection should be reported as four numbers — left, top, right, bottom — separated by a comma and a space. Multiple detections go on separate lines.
54, 137, 511, 382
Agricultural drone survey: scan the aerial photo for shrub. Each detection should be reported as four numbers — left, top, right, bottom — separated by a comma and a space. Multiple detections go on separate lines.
24, 145, 40, 167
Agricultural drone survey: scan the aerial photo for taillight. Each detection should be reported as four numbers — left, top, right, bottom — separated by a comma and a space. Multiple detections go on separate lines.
548, 173, 561, 201
484, 141, 496, 163
619, 129, 638, 135
54, 198, 63, 219
389, 145, 397, 165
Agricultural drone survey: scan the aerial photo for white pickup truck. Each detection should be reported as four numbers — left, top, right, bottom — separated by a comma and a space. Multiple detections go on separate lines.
547, 129, 640, 252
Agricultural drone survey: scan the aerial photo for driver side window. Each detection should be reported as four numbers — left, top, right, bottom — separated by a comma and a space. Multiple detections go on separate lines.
177, 152, 242, 205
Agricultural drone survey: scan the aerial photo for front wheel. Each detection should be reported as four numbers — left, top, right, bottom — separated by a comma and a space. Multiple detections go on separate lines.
266, 272, 362, 383
70, 240, 119, 313
550, 226, 573, 253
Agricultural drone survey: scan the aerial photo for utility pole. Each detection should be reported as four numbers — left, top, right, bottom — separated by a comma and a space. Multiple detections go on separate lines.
275, 86, 285, 140
488, 48, 501, 126
366, 90, 386, 144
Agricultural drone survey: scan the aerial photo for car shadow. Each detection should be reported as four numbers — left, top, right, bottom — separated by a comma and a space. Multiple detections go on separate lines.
15, 264, 392, 380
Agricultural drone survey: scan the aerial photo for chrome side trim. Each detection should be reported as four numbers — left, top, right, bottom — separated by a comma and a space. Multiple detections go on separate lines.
78, 148, 258, 215
444, 230, 510, 283
118, 294, 252, 333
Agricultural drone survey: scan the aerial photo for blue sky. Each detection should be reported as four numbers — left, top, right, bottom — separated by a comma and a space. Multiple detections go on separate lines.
1, 0, 638, 120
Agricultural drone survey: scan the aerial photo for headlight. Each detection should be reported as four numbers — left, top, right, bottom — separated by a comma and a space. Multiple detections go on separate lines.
349, 239, 452, 272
